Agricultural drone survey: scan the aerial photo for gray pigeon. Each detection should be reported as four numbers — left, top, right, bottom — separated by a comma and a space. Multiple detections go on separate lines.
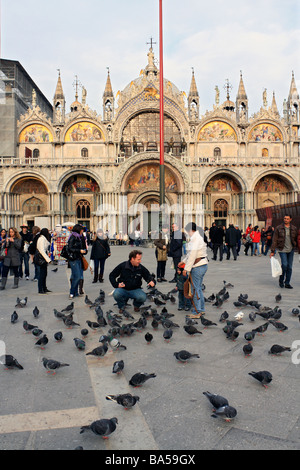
211, 405, 237, 422
10, 311, 18, 324
42, 357, 69, 374
112, 360, 124, 374
268, 344, 291, 355
248, 370, 273, 388
33, 306, 39, 318
203, 391, 229, 410
174, 350, 200, 363
184, 325, 202, 336
86, 343, 108, 358
61, 301, 74, 312
73, 338, 86, 351
106, 394, 140, 409
268, 320, 288, 332
54, 331, 63, 342
80, 418, 118, 438
129, 372, 156, 387
1, 354, 23, 370
163, 329, 173, 342
35, 334, 48, 349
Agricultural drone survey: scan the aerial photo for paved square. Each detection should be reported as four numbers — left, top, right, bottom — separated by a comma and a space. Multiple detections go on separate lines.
0, 244, 300, 450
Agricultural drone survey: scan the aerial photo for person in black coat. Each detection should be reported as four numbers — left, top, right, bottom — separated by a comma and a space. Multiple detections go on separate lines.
90, 229, 111, 283
168, 223, 186, 282
109, 250, 155, 312
67, 224, 87, 299
225, 224, 239, 260
211, 225, 225, 261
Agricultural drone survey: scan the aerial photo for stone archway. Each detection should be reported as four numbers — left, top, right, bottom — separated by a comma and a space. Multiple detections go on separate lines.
60, 173, 100, 230
9, 177, 49, 227
204, 172, 244, 227
254, 173, 294, 209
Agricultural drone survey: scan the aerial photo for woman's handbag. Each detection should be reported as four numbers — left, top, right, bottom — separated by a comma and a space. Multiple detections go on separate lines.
33, 250, 47, 266
183, 273, 201, 314
81, 255, 89, 271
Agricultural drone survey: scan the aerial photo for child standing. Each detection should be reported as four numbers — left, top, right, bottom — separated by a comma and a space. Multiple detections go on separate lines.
175, 263, 191, 311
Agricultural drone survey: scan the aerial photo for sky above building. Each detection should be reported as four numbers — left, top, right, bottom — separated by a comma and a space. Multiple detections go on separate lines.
1, 0, 300, 117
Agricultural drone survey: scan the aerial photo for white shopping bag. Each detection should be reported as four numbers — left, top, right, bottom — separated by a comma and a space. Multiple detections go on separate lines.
89, 259, 94, 274
270, 257, 282, 278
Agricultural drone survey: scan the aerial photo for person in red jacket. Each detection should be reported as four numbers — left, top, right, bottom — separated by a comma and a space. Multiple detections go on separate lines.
250, 226, 261, 256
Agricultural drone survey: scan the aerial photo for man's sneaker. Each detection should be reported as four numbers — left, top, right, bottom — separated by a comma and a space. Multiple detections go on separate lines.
285, 284, 293, 289
25, 276, 29, 280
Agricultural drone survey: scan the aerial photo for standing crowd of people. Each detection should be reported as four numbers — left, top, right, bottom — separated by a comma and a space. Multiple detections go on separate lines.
0, 217, 299, 315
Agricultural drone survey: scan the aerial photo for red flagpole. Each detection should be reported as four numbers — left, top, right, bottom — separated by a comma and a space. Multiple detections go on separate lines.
159, 0, 165, 215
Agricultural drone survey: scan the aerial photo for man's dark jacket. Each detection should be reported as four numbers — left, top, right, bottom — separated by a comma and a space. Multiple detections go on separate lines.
225, 225, 239, 246
168, 229, 185, 258
211, 226, 224, 245
109, 260, 154, 291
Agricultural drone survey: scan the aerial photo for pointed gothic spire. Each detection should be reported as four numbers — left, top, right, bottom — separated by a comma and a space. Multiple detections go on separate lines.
103, 68, 113, 97
288, 71, 299, 100
54, 69, 64, 100
189, 68, 199, 97
236, 71, 247, 100
271, 91, 279, 116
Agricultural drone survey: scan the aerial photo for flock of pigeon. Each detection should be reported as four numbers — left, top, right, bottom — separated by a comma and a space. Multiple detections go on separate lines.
2, 275, 300, 445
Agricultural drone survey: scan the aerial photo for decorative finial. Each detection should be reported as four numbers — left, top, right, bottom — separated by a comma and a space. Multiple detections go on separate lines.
147, 37, 156, 50
224, 78, 233, 101
73, 75, 82, 102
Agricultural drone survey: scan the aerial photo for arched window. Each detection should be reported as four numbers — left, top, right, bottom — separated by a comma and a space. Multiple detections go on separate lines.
262, 148, 269, 157
214, 147, 221, 157
214, 199, 228, 218
33, 149, 40, 159
81, 148, 88, 159
76, 200, 91, 219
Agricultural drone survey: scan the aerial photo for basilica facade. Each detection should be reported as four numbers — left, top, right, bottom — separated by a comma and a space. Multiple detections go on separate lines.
1, 46, 299, 233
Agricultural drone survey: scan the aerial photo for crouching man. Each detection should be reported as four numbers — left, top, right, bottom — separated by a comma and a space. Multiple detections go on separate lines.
109, 250, 155, 313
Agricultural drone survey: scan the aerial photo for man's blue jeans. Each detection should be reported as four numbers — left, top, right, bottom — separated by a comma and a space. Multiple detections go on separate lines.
190, 264, 208, 314
279, 251, 294, 285
69, 259, 82, 296
113, 288, 147, 310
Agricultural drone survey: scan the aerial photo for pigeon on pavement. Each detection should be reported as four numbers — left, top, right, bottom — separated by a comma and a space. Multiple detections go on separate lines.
10, 311, 18, 324
243, 343, 253, 357
106, 394, 140, 409
268, 344, 291, 355
211, 405, 237, 422
86, 343, 108, 358
112, 360, 124, 374
32, 306, 39, 318
42, 357, 69, 374
80, 418, 118, 439
73, 338, 86, 351
184, 325, 202, 335
248, 370, 273, 388
61, 302, 74, 312
1, 354, 23, 370
54, 331, 63, 342
203, 391, 229, 410
129, 372, 156, 387
174, 350, 200, 363
35, 334, 48, 349
268, 320, 288, 332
